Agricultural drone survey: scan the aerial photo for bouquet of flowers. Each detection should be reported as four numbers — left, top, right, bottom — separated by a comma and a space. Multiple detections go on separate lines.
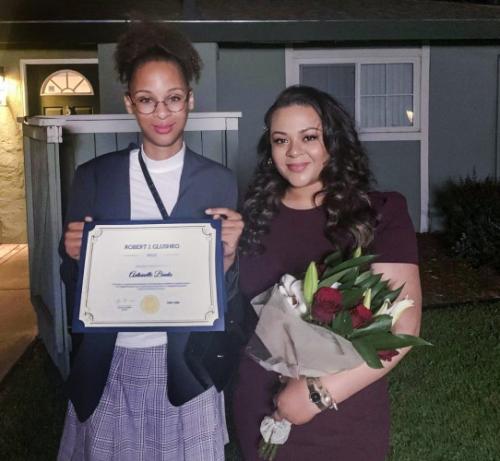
246, 248, 430, 460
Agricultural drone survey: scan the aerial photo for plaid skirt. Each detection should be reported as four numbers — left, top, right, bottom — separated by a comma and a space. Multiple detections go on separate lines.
58, 344, 227, 461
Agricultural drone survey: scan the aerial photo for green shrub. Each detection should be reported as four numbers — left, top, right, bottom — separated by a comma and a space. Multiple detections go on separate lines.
434, 176, 500, 270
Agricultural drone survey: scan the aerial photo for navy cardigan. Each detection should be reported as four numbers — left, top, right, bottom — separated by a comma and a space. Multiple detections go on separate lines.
60, 147, 247, 422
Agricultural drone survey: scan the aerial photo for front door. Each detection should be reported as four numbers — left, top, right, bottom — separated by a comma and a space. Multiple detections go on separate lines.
26, 64, 100, 116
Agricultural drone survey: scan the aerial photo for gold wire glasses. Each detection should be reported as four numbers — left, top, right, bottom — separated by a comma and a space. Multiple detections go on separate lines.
128, 91, 191, 114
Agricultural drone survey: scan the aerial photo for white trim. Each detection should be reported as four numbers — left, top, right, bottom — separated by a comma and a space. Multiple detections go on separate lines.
226, 117, 240, 131
288, 48, 424, 59
355, 62, 361, 127
359, 132, 422, 142
19, 58, 98, 116
285, 48, 295, 87
20, 58, 98, 65
40, 69, 95, 96
419, 46, 430, 232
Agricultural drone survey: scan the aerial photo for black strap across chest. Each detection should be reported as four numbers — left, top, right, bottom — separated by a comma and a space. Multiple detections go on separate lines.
138, 150, 169, 219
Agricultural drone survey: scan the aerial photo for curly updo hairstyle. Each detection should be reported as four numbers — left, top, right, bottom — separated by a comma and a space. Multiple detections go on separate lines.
240, 85, 378, 255
114, 21, 202, 87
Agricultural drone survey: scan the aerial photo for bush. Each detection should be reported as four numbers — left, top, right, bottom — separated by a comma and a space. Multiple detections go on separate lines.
434, 176, 500, 270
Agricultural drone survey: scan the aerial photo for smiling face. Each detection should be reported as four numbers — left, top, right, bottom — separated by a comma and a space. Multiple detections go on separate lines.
124, 59, 194, 160
270, 104, 330, 206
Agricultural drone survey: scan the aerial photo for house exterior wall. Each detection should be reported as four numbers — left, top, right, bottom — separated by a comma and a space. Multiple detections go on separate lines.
0, 105, 25, 242
216, 47, 286, 193
215, 47, 422, 228
428, 45, 500, 229
0, 49, 96, 243
96, 44, 123, 114
95, 42, 500, 233
364, 141, 421, 229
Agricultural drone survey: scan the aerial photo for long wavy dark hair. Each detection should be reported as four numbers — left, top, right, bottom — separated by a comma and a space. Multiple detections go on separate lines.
240, 85, 378, 255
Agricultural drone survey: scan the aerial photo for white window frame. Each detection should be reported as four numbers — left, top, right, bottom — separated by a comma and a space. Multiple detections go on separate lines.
40, 69, 95, 96
286, 46, 430, 232
286, 48, 425, 141
20, 58, 98, 117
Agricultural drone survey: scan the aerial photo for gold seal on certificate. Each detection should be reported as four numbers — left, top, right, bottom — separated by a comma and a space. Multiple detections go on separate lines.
73, 221, 225, 332
140, 295, 160, 314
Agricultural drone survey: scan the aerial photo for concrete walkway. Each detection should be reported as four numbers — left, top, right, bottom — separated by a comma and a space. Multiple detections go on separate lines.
0, 244, 37, 381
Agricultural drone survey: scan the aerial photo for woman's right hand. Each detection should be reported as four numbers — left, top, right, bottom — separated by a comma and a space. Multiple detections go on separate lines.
64, 216, 92, 260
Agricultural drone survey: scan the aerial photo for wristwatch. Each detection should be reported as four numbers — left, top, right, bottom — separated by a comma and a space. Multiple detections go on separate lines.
306, 377, 338, 411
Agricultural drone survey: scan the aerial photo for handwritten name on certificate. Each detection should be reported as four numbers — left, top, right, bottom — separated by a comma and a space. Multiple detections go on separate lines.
74, 221, 224, 331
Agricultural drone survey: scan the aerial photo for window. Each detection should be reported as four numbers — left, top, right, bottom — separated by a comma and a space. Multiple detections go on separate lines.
286, 48, 423, 138
40, 69, 94, 96
300, 64, 356, 116
360, 63, 414, 129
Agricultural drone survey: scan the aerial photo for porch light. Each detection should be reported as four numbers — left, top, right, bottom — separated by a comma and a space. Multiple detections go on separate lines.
0, 66, 7, 106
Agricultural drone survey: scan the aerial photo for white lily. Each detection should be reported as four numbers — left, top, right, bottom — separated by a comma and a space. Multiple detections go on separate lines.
375, 296, 414, 326
278, 274, 308, 316
363, 288, 372, 309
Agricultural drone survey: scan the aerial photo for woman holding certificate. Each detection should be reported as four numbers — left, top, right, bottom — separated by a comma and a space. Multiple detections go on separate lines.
233, 86, 422, 460
58, 21, 243, 460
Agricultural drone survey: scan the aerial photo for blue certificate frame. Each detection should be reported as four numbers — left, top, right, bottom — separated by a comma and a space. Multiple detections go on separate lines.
72, 219, 226, 333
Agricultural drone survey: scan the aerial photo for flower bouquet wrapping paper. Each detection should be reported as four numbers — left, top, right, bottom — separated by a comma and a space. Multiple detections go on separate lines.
246, 249, 431, 460
248, 284, 364, 378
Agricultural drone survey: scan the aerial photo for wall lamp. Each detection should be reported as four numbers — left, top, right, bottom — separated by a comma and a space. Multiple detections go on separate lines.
0, 66, 7, 106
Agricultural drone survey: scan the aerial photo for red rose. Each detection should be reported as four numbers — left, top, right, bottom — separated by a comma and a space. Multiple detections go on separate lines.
311, 287, 343, 324
350, 303, 373, 328
377, 349, 400, 362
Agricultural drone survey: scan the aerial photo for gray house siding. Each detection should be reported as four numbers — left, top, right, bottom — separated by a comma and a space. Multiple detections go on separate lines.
215, 47, 422, 230
428, 45, 500, 229
98, 44, 126, 114
216, 47, 286, 194
95, 42, 500, 232
96, 43, 422, 225
364, 141, 421, 230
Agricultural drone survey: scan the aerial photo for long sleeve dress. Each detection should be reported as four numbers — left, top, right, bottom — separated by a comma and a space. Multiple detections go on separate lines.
233, 191, 418, 461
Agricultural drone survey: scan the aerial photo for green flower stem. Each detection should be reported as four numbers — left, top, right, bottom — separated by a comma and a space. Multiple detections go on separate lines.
258, 439, 281, 461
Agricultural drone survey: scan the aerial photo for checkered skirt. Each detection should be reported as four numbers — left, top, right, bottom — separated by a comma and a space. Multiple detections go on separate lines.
58, 344, 227, 461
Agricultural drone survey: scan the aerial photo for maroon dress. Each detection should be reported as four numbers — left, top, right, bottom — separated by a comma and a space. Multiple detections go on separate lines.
233, 191, 418, 461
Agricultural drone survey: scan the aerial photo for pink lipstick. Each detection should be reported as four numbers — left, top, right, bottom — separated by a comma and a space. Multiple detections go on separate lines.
153, 123, 175, 134
287, 163, 309, 173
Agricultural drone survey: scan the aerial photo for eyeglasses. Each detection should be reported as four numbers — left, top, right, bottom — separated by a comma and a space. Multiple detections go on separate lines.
128, 91, 191, 114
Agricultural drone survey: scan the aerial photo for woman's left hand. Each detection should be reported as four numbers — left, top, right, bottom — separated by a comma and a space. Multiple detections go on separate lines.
275, 377, 321, 425
205, 208, 244, 272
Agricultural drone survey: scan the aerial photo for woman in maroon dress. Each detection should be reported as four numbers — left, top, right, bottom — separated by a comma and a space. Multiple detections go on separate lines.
233, 86, 422, 460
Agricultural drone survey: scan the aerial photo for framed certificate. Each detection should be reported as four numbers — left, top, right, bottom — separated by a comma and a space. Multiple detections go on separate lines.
72, 220, 226, 333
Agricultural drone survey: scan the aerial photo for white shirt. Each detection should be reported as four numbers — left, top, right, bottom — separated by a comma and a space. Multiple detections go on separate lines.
115, 144, 185, 348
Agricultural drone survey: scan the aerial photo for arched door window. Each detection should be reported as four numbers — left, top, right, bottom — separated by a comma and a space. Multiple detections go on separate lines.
40, 69, 94, 96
